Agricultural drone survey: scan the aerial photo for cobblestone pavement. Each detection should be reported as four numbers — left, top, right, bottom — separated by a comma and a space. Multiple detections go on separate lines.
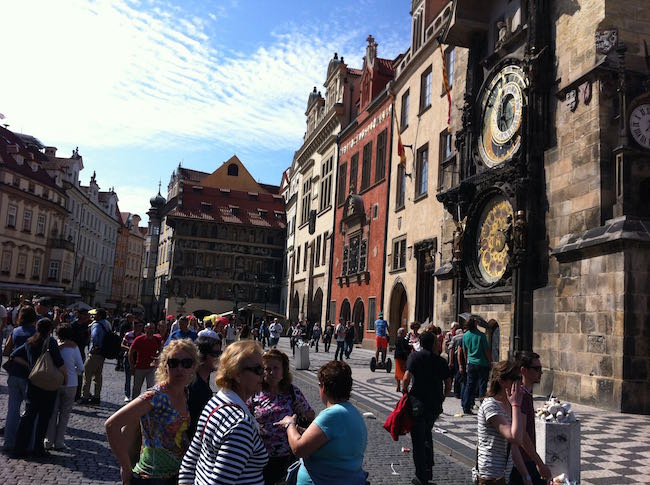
279, 338, 650, 485
0, 342, 470, 485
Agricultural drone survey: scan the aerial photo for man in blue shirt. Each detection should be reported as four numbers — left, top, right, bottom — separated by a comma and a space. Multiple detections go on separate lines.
80, 308, 111, 405
165, 315, 197, 346
374, 311, 389, 364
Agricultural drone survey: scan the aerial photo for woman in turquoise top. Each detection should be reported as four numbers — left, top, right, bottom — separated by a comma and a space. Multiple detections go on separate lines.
275, 360, 368, 485
105, 339, 199, 484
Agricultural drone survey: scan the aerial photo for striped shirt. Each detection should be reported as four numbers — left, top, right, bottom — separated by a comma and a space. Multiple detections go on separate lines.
179, 389, 268, 484
477, 397, 513, 479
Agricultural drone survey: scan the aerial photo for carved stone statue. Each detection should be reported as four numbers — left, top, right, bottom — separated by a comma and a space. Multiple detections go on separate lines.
452, 217, 466, 261
513, 210, 527, 250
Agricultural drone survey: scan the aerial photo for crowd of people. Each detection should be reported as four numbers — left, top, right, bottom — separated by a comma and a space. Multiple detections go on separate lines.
0, 294, 555, 485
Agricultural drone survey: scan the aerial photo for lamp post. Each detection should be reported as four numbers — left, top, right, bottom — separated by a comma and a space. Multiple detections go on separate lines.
229, 284, 239, 318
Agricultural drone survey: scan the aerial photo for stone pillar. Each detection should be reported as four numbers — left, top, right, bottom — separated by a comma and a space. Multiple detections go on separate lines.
535, 419, 581, 483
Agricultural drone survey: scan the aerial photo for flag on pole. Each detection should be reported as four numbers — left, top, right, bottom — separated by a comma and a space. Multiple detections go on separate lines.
397, 125, 407, 166
440, 42, 452, 125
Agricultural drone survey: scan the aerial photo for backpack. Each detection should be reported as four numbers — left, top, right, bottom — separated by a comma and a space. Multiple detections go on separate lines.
97, 321, 122, 359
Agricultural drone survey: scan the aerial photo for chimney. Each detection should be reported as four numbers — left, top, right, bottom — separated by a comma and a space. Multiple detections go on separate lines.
45, 146, 57, 157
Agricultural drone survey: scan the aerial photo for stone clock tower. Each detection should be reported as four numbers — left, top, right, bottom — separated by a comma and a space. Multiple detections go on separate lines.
438, 0, 650, 413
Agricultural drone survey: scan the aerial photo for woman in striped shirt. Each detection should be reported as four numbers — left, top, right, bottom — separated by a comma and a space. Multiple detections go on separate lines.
476, 360, 531, 485
179, 340, 268, 484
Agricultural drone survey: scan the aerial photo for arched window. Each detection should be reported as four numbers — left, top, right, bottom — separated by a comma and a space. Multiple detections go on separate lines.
227, 164, 239, 176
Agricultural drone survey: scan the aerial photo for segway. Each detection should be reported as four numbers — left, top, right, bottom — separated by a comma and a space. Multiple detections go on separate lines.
370, 347, 392, 373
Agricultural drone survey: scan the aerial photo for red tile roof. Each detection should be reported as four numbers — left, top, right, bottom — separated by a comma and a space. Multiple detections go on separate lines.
167, 182, 286, 229
0, 127, 62, 191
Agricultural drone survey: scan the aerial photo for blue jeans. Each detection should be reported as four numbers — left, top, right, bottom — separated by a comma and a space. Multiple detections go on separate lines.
3, 375, 28, 450
344, 340, 354, 358
124, 356, 131, 399
462, 363, 489, 413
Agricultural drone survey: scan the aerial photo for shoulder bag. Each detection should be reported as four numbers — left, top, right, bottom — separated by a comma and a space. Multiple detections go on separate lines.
29, 338, 64, 391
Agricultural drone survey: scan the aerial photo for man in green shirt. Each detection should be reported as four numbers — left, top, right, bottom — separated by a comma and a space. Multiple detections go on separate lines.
460, 315, 491, 414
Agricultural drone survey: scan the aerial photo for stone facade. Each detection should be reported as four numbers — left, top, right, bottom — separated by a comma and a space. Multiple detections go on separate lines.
383, 0, 465, 340
330, 36, 394, 346
287, 54, 360, 328
437, 0, 650, 412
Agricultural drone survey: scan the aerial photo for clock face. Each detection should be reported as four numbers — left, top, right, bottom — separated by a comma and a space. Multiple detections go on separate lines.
476, 196, 514, 285
478, 65, 528, 168
629, 104, 650, 149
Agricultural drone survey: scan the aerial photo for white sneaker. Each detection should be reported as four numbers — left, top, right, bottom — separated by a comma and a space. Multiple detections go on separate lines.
124, 396, 131, 402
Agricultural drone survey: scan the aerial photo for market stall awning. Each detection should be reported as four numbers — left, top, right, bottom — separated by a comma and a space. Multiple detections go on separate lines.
0, 281, 65, 295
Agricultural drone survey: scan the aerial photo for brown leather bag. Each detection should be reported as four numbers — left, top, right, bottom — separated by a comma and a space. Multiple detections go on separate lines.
478, 478, 506, 485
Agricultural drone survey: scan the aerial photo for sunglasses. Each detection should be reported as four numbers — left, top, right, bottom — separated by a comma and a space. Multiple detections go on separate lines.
527, 365, 542, 372
207, 351, 221, 357
167, 358, 194, 369
243, 365, 264, 376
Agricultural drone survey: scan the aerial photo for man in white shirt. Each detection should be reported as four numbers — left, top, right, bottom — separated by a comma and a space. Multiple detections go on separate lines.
224, 318, 237, 347
269, 318, 283, 348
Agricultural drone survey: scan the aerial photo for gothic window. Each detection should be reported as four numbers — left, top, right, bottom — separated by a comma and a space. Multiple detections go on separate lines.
361, 142, 372, 191
420, 66, 432, 112
22, 209, 32, 232
375, 129, 387, 183
415, 143, 429, 198
337, 163, 347, 206
392, 237, 407, 270
320, 156, 333, 211
400, 90, 410, 129
396, 164, 406, 209
301, 177, 312, 225
349, 154, 359, 193
227, 164, 239, 176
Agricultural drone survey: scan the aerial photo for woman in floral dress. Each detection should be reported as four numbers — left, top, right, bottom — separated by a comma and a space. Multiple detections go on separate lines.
105, 339, 199, 484
248, 349, 315, 485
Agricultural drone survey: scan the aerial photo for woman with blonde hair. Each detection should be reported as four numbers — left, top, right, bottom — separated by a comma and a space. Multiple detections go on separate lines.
248, 348, 314, 484
476, 360, 530, 485
105, 339, 199, 484
179, 340, 268, 484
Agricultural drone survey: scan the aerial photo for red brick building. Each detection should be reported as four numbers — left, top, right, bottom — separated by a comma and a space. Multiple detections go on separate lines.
330, 36, 396, 346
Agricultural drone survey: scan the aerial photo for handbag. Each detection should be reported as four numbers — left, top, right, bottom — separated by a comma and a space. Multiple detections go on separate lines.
29, 339, 64, 391
285, 458, 302, 485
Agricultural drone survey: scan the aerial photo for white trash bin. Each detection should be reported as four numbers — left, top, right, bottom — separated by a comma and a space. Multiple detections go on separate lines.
295, 341, 310, 370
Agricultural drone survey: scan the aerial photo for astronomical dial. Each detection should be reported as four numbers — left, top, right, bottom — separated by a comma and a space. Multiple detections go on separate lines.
475, 196, 514, 285
478, 64, 528, 168
629, 103, 650, 149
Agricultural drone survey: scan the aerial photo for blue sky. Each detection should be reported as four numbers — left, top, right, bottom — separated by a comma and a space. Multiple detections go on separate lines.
1, 0, 411, 220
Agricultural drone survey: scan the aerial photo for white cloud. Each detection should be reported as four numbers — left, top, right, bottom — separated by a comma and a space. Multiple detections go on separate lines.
0, 0, 395, 154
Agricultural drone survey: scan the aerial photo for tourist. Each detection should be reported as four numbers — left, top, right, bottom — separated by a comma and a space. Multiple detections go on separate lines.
178, 341, 268, 484
129, 322, 162, 398
224, 317, 238, 347
11, 318, 66, 458
121, 320, 143, 402
394, 327, 410, 392
334, 319, 346, 361
408, 322, 421, 352
311, 322, 322, 353
322, 321, 333, 353
2, 306, 38, 452
476, 360, 530, 485
187, 335, 221, 438
269, 318, 283, 348
45, 323, 85, 450
105, 339, 199, 484
461, 315, 491, 415
248, 349, 315, 484
80, 308, 111, 405
344, 321, 355, 359
374, 311, 389, 364
401, 331, 451, 485
165, 316, 197, 346
510, 351, 553, 485
291, 322, 302, 356
275, 360, 368, 485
